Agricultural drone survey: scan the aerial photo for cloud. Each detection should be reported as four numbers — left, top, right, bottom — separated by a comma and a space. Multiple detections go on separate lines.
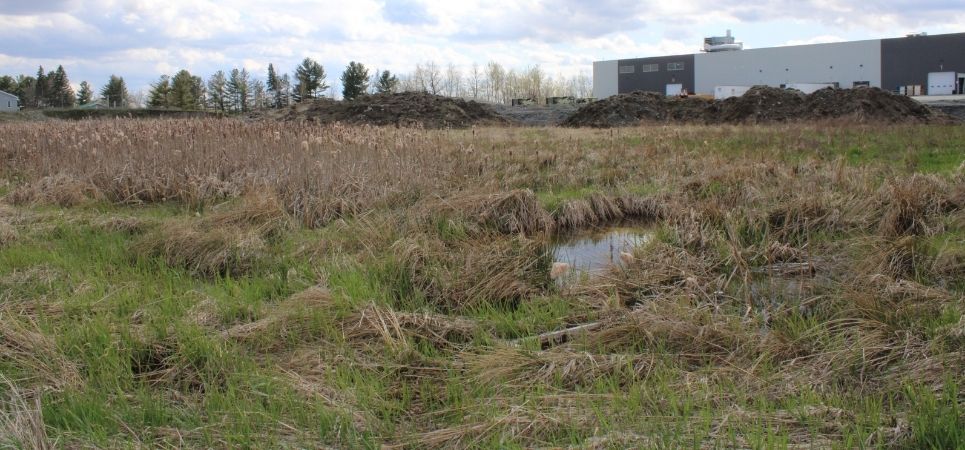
383, 0, 435, 25
783, 35, 847, 46
0, 0, 962, 94
0, 0, 77, 15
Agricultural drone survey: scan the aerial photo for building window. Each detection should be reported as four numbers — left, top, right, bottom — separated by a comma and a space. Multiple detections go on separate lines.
667, 62, 685, 71
619, 65, 635, 74
641, 64, 659, 72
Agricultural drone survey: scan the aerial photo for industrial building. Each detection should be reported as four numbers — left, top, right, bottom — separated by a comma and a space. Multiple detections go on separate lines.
593, 31, 965, 99
0, 90, 19, 112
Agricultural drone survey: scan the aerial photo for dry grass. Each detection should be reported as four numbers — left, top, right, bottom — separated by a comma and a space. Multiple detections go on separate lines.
133, 220, 267, 277
554, 193, 664, 231
0, 376, 51, 450
0, 218, 16, 247
877, 174, 958, 237
389, 232, 550, 310
0, 315, 80, 393
344, 303, 478, 351
8, 174, 104, 207
131, 191, 293, 277
466, 346, 654, 388
423, 189, 554, 236
223, 286, 336, 350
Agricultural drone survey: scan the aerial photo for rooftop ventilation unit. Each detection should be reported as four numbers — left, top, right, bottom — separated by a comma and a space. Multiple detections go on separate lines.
703, 30, 743, 52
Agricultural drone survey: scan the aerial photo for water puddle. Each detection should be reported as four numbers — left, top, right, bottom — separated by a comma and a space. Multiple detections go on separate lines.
550, 227, 653, 281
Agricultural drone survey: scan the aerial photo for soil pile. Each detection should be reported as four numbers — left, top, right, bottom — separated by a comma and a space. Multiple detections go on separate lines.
275, 92, 507, 128
559, 91, 711, 127
709, 86, 806, 123
563, 86, 951, 127
803, 87, 937, 122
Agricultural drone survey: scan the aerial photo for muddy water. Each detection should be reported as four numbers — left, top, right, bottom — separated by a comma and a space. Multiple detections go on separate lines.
551, 227, 653, 277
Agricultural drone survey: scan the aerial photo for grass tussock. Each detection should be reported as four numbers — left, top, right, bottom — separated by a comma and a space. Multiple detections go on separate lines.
554, 193, 664, 231
206, 189, 293, 238
132, 191, 292, 277
581, 301, 766, 367
0, 377, 51, 450
8, 174, 104, 207
426, 189, 554, 236
878, 174, 960, 237
388, 233, 550, 310
0, 317, 80, 393
133, 220, 267, 277
608, 241, 721, 306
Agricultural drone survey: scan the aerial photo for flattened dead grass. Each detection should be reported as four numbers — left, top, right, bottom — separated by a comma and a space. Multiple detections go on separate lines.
132, 191, 292, 277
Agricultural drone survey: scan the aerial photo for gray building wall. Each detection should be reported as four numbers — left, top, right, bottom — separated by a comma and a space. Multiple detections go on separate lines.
616, 54, 695, 95
881, 33, 965, 93
592, 60, 619, 99
0, 91, 18, 112
694, 39, 881, 95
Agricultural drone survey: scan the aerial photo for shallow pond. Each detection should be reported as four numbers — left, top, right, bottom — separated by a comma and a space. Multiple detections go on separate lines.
551, 227, 653, 277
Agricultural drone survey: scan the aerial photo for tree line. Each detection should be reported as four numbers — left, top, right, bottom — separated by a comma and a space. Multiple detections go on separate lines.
1, 58, 591, 112
0, 66, 129, 109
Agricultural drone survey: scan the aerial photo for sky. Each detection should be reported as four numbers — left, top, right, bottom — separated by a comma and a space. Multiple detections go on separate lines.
1, 0, 963, 95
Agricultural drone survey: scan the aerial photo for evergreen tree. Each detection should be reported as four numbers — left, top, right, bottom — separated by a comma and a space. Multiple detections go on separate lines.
34, 66, 47, 108
171, 70, 204, 110
375, 70, 399, 94
340, 61, 369, 101
266, 63, 281, 108
147, 75, 171, 108
48, 65, 74, 108
293, 57, 327, 101
100, 75, 129, 108
207, 71, 228, 112
76, 81, 94, 105
226, 68, 251, 112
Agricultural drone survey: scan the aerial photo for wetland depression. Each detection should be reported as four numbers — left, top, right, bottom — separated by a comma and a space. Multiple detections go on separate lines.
551, 226, 653, 276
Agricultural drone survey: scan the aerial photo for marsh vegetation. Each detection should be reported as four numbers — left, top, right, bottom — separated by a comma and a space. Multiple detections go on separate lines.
1, 120, 963, 448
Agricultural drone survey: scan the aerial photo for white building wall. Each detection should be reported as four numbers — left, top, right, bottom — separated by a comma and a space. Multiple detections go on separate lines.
694, 40, 882, 95
592, 60, 619, 99
0, 92, 18, 112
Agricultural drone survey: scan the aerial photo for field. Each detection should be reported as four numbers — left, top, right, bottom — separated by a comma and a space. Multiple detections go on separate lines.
1, 119, 963, 448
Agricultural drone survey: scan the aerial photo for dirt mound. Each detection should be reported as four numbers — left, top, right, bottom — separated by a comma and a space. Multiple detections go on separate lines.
275, 92, 507, 128
559, 92, 711, 127
803, 87, 937, 122
709, 86, 806, 123
563, 86, 950, 127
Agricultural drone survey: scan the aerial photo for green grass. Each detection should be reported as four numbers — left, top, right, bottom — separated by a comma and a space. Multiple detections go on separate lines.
2, 124, 963, 448
0, 206, 371, 447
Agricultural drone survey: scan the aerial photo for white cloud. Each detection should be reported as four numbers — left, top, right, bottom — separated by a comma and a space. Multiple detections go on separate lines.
0, 0, 962, 93
783, 35, 848, 46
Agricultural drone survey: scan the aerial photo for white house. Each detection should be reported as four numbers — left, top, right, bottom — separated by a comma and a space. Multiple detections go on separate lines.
0, 90, 19, 112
